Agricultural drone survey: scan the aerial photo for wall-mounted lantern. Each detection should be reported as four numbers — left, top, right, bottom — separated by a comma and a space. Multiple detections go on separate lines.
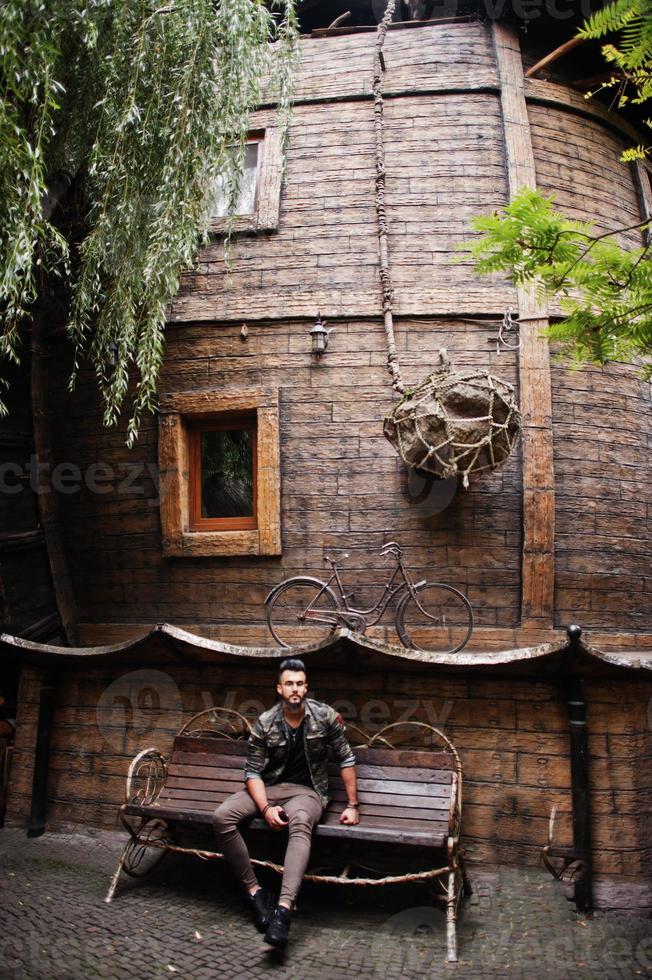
108, 341, 118, 368
310, 312, 331, 357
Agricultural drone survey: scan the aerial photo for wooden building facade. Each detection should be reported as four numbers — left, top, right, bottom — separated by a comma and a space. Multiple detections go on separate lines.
39, 19, 652, 649
1, 17, 651, 908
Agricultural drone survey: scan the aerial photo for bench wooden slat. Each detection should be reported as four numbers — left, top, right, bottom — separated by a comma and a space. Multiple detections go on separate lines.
171, 738, 455, 771
156, 786, 444, 821
168, 756, 248, 774
171, 749, 455, 784
173, 736, 248, 756
320, 812, 448, 833
165, 768, 452, 799
158, 788, 448, 824
330, 789, 449, 810
352, 747, 456, 770
170, 760, 454, 786
158, 787, 450, 813
125, 803, 447, 847
311, 823, 447, 846
327, 763, 453, 783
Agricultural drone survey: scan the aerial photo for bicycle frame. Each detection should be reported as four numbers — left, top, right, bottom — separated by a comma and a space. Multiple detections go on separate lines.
320, 556, 419, 628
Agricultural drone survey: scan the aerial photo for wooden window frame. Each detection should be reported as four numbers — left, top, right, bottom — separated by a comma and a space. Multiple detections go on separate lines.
188, 413, 257, 532
208, 127, 283, 235
158, 387, 281, 558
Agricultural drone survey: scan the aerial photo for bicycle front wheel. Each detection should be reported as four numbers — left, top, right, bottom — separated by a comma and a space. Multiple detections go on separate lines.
396, 584, 473, 654
266, 577, 340, 648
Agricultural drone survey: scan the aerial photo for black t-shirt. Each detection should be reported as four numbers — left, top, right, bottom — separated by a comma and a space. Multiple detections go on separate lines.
279, 718, 314, 789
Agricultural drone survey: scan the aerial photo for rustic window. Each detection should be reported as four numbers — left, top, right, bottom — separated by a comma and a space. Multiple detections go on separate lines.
208, 128, 283, 234
158, 387, 281, 557
189, 415, 257, 531
209, 138, 261, 219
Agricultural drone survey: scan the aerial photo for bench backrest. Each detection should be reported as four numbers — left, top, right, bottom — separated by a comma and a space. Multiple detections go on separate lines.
158, 734, 455, 838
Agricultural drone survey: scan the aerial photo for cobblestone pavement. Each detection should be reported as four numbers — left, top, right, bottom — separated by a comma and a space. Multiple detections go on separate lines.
0, 826, 650, 980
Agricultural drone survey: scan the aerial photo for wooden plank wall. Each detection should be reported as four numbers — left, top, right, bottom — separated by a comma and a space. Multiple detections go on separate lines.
6, 658, 652, 885
37, 20, 652, 646
48, 318, 522, 643
170, 92, 512, 323
528, 104, 652, 630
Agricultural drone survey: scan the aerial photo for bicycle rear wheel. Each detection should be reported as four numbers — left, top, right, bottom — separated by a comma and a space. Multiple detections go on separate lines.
266, 577, 340, 648
396, 583, 473, 653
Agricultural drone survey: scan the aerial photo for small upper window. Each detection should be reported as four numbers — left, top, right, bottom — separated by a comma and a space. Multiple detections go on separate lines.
208, 126, 283, 235
209, 139, 261, 218
189, 414, 257, 531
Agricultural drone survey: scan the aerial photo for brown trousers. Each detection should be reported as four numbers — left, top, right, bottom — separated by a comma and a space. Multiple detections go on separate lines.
213, 783, 323, 906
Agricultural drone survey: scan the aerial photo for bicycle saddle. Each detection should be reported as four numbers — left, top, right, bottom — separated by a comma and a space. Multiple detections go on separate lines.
324, 552, 349, 565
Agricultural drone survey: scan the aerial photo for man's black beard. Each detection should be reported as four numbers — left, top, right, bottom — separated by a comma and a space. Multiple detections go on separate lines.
284, 695, 305, 715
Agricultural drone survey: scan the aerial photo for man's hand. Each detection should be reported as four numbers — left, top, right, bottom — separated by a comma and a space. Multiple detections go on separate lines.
264, 805, 290, 831
339, 805, 360, 826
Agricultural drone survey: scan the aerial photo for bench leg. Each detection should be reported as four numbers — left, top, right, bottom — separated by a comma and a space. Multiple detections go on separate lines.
446, 869, 458, 963
105, 840, 131, 903
105, 817, 169, 903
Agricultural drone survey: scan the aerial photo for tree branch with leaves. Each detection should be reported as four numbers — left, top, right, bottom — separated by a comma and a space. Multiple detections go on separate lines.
579, 0, 652, 160
466, 1, 652, 378
0, 0, 298, 445
465, 188, 652, 377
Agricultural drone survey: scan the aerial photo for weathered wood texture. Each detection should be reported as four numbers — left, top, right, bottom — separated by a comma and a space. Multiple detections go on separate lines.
271, 21, 499, 105
47, 318, 522, 639
6, 659, 652, 883
494, 23, 555, 629
528, 102, 652, 631
169, 91, 514, 321
528, 103, 645, 252
550, 362, 652, 631
33, 20, 652, 644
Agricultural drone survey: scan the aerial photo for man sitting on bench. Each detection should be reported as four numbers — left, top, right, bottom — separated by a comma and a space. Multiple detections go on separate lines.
213, 658, 360, 949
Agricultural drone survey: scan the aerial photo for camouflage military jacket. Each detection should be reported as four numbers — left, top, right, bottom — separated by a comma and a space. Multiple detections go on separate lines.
244, 698, 356, 808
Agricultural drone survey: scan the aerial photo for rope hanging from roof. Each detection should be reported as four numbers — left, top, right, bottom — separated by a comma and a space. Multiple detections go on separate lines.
373, 0, 404, 396
373, 4, 522, 486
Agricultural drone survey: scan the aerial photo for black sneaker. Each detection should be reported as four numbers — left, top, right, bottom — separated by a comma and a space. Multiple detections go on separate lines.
264, 905, 292, 948
245, 887, 274, 933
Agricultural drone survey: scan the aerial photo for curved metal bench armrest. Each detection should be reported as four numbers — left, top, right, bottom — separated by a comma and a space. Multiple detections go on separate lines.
176, 706, 252, 739
125, 747, 168, 806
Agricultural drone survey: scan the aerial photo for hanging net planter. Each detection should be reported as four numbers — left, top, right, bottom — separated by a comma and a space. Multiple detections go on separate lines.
383, 358, 522, 488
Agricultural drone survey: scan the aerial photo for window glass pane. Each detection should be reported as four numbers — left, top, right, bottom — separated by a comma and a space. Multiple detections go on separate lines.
200, 428, 254, 519
210, 142, 259, 218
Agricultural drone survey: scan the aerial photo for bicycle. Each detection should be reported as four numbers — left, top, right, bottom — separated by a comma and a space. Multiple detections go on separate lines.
265, 541, 473, 653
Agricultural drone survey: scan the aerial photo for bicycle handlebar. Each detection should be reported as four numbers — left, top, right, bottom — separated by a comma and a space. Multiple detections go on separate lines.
380, 541, 402, 557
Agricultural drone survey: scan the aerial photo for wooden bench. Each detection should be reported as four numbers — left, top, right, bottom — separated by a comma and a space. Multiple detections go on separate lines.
106, 709, 470, 962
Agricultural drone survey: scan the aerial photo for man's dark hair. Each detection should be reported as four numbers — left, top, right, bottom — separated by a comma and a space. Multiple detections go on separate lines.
277, 658, 307, 681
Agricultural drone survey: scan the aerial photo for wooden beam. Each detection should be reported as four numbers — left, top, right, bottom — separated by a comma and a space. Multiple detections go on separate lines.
494, 23, 555, 629
31, 309, 78, 645
0, 529, 45, 554
20, 613, 62, 642
524, 35, 584, 79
